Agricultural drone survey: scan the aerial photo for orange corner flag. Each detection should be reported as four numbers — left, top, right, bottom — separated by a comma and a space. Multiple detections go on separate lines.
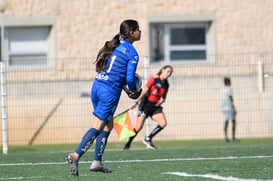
113, 110, 136, 140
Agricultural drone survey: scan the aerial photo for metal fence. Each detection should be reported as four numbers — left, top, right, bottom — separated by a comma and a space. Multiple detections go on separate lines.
1, 53, 273, 154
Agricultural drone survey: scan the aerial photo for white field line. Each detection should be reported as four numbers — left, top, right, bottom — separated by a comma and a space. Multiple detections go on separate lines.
162, 172, 273, 181
0, 155, 272, 167
0, 175, 88, 180
0, 176, 45, 180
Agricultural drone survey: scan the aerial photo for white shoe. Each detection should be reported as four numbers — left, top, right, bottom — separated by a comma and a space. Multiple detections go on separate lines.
142, 137, 157, 149
66, 153, 79, 176
90, 160, 112, 173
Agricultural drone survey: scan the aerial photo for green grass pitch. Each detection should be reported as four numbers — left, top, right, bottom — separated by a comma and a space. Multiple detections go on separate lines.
0, 138, 273, 181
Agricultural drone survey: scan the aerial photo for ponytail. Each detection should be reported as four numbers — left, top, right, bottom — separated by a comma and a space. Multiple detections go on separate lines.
94, 34, 120, 72
94, 19, 139, 72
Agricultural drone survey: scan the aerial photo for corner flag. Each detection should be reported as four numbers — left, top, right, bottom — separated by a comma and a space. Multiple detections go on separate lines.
113, 109, 136, 140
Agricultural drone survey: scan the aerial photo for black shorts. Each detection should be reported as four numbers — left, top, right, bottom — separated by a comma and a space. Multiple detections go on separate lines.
138, 100, 163, 119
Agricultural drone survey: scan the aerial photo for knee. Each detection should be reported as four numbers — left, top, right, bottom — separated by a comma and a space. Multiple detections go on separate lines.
104, 123, 113, 132
159, 122, 167, 128
135, 124, 143, 132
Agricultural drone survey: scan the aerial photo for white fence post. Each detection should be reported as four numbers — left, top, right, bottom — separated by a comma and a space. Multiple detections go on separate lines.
143, 56, 150, 136
0, 9, 8, 154
1, 61, 8, 154
257, 61, 264, 93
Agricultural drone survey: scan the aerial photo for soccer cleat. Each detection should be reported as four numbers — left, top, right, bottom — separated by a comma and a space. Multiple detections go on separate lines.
66, 153, 79, 176
142, 137, 157, 149
90, 160, 112, 173
123, 134, 137, 150
123, 142, 131, 150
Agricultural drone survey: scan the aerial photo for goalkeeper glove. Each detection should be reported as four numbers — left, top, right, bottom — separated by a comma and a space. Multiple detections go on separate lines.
123, 87, 142, 99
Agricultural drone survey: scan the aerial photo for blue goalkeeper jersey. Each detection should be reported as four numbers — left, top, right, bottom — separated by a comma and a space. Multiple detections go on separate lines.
94, 40, 139, 95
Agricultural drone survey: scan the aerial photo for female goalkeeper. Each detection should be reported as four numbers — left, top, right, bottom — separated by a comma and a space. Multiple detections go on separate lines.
66, 19, 141, 176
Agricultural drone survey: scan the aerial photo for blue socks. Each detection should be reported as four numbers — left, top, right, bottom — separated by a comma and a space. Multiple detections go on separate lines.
94, 131, 110, 161
75, 128, 100, 158
74, 128, 110, 161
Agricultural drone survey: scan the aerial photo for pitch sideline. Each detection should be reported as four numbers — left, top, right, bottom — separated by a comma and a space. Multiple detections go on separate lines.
0, 155, 272, 167
162, 172, 273, 181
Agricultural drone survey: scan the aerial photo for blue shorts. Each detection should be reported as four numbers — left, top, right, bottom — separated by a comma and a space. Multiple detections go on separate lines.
91, 82, 121, 124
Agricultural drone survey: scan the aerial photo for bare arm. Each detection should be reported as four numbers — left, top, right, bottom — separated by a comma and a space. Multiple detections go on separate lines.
131, 86, 149, 109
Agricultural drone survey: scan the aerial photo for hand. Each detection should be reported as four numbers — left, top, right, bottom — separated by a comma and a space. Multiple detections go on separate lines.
156, 99, 164, 106
131, 102, 138, 109
123, 88, 142, 100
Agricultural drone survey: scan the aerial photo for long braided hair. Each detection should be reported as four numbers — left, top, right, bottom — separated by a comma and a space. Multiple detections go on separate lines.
94, 19, 139, 72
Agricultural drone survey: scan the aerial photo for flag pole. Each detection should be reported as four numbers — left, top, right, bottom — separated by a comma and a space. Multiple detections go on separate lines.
114, 109, 130, 119
144, 56, 150, 136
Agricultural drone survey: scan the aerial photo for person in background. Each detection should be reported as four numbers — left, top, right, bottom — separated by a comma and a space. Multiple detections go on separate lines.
220, 77, 238, 142
66, 19, 141, 176
123, 65, 173, 150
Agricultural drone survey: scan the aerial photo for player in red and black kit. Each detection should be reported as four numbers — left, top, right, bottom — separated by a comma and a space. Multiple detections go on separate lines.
124, 65, 173, 149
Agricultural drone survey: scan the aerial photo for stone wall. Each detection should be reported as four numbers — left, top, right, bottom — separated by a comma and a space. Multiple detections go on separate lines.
2, 0, 273, 81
